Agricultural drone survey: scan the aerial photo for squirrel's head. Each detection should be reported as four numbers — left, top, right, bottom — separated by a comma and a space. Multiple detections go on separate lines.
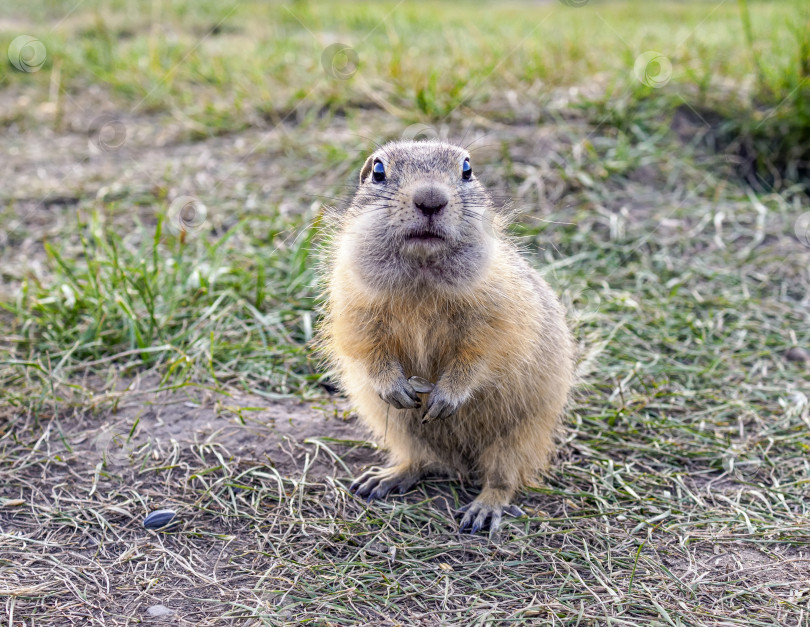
337, 140, 499, 293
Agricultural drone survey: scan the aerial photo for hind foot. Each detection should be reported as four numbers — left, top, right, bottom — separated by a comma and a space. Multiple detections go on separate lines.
349, 464, 422, 501
457, 489, 525, 535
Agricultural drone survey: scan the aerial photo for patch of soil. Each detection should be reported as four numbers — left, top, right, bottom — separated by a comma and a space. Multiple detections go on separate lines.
71, 381, 372, 480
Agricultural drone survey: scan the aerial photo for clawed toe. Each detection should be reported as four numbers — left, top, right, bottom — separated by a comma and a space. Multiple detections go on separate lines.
349, 467, 382, 499
349, 466, 420, 501
505, 504, 525, 518
457, 501, 525, 535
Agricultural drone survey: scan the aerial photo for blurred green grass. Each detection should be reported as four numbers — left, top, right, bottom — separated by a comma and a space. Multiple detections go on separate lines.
2, 0, 808, 187
0, 1, 807, 119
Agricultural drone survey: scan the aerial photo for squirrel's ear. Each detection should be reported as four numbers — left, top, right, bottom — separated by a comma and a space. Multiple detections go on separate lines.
359, 155, 374, 184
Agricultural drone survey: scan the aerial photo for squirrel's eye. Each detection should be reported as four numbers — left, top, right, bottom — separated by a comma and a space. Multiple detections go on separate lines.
462, 158, 472, 180
372, 160, 386, 183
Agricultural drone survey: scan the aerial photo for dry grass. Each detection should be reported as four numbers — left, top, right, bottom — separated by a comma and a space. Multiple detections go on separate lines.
2, 371, 809, 624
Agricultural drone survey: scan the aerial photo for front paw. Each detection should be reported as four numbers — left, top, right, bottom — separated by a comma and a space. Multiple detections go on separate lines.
422, 387, 463, 423
378, 377, 421, 410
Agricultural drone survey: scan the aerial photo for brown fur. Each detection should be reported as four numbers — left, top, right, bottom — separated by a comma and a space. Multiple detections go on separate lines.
317, 140, 574, 531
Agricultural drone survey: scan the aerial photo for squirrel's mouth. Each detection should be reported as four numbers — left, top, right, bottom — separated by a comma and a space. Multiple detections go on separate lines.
404, 228, 445, 242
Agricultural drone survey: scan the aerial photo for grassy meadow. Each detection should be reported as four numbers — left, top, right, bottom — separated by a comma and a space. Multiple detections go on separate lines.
1, 0, 809, 624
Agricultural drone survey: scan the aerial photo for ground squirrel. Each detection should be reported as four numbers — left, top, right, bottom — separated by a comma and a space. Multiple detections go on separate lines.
318, 140, 574, 533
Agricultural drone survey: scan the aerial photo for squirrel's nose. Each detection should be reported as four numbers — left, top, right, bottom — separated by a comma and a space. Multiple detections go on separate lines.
413, 185, 449, 216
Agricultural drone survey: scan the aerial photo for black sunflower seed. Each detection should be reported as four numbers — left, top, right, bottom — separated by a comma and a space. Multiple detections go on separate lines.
143, 509, 180, 531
